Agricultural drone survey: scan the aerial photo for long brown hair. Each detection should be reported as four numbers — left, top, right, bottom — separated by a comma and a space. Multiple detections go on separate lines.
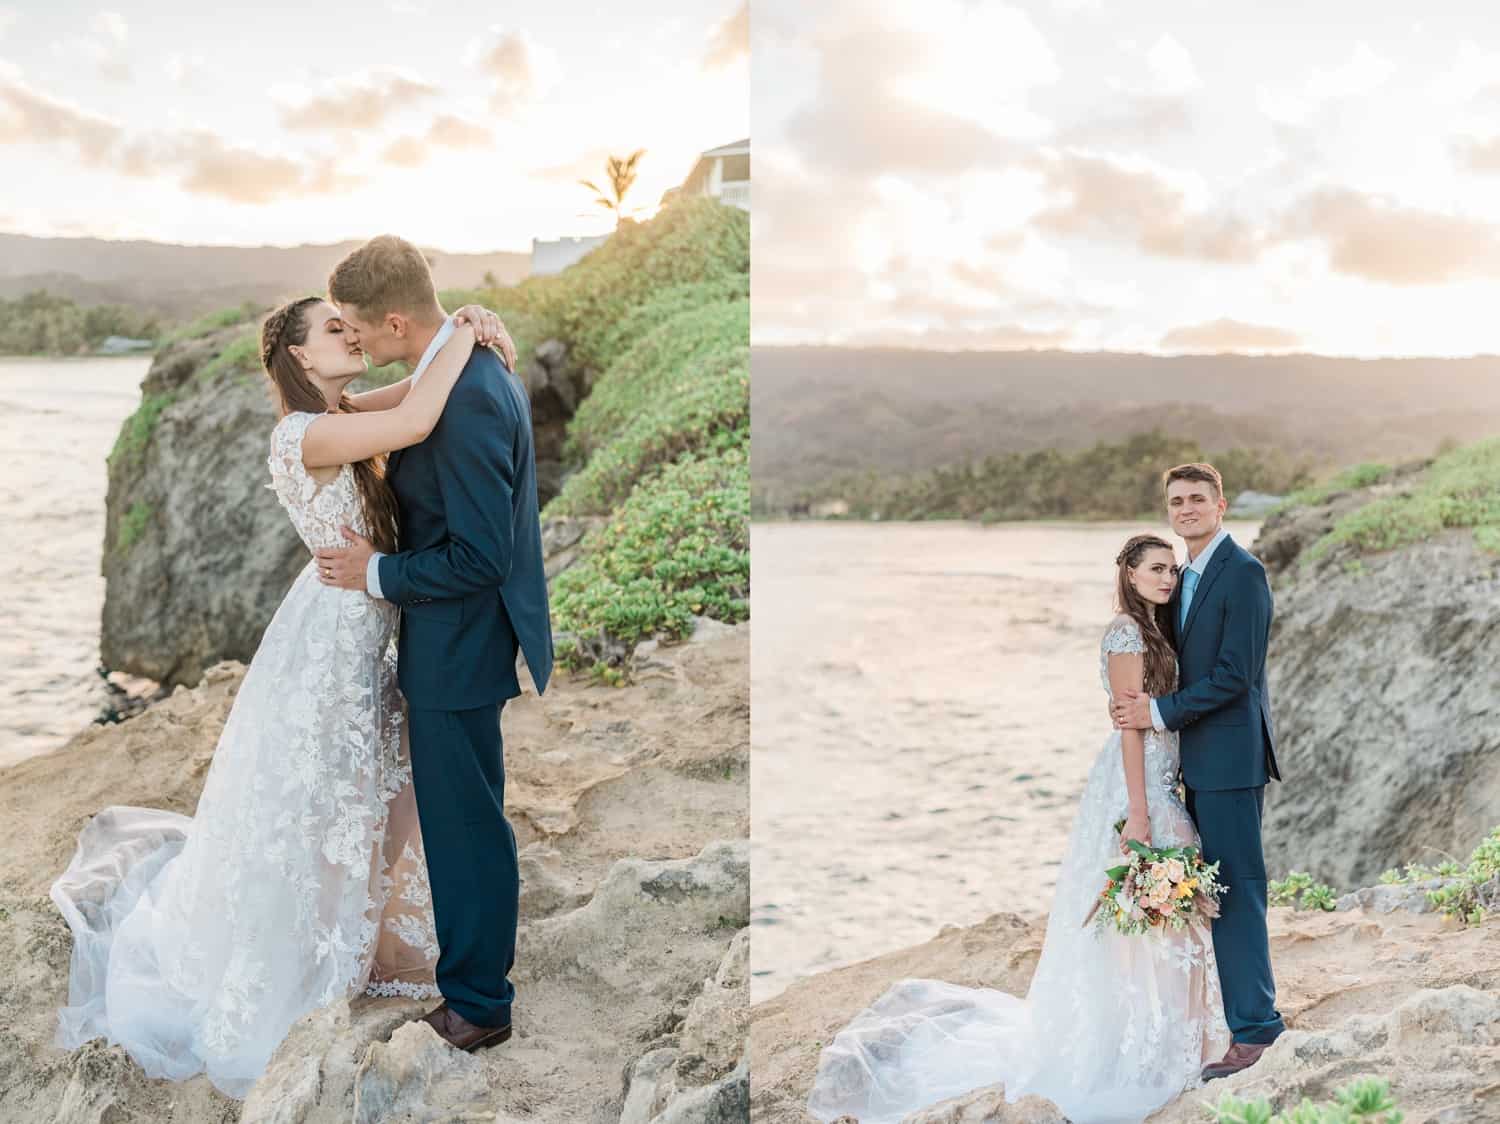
1114, 533, 1178, 696
260, 296, 399, 554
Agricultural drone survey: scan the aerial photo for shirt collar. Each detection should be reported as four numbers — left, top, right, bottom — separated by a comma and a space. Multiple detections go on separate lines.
1185, 526, 1230, 575
407, 315, 454, 385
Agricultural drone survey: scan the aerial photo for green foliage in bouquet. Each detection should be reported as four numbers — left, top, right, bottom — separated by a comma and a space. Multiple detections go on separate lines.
1267, 871, 1339, 912
1206, 1077, 1403, 1123
1092, 828, 1224, 936
1307, 437, 1500, 561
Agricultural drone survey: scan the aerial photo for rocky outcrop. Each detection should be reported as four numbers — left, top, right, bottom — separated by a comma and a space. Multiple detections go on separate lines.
100, 321, 577, 690
0, 622, 749, 1123
1256, 471, 1500, 890
750, 898, 1500, 1123
101, 322, 306, 687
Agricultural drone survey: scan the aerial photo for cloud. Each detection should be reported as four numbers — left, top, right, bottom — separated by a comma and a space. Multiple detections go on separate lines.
1060, 93, 1192, 148
531, 146, 616, 184
780, 24, 1026, 178
278, 66, 439, 132
0, 72, 354, 203
164, 52, 208, 87
1258, 42, 1395, 126
1159, 318, 1302, 353
1033, 151, 1261, 263
379, 113, 493, 169
0, 9, 18, 40
1274, 187, 1500, 284
704, 2, 748, 69
53, 10, 131, 82
1452, 134, 1500, 175
1146, 33, 1200, 96
467, 27, 559, 113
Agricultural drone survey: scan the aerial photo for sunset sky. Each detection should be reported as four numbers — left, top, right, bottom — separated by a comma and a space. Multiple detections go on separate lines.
0, 0, 746, 252
755, 0, 1500, 357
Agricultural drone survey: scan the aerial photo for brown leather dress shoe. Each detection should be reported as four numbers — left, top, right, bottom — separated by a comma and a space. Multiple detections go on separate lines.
1201, 1041, 1269, 1081
419, 1001, 513, 1052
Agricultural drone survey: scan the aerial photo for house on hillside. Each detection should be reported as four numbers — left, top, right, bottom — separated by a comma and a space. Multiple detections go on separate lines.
529, 234, 611, 277
98, 335, 154, 355
661, 139, 750, 211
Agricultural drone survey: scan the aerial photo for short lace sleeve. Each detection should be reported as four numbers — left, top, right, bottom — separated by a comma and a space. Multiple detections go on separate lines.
267, 411, 318, 506
1101, 617, 1146, 656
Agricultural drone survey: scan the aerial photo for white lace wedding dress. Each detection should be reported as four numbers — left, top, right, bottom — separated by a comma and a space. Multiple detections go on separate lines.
50, 410, 442, 1099
807, 617, 1229, 1124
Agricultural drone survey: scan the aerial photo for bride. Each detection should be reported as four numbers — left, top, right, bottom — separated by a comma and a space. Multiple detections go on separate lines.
50, 295, 509, 1098
807, 533, 1230, 1124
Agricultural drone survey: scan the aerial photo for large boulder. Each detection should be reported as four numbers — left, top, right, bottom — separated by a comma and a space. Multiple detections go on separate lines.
101, 324, 305, 687
1258, 477, 1500, 889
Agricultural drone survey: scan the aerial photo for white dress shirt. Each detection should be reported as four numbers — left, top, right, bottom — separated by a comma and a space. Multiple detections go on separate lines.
365, 316, 456, 599
1148, 525, 1230, 732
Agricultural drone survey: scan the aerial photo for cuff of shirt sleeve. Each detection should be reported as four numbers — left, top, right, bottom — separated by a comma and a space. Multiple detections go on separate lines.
366, 552, 386, 599
1148, 697, 1165, 732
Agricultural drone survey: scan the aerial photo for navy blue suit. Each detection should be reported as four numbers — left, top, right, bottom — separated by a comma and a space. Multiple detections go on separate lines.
1157, 534, 1285, 1046
377, 344, 553, 1026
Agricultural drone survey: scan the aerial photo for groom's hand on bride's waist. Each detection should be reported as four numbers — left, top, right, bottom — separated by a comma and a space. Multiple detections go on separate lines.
1111, 691, 1155, 731
314, 527, 376, 592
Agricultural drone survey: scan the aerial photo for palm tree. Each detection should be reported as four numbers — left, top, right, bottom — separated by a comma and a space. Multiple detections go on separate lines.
580, 149, 647, 228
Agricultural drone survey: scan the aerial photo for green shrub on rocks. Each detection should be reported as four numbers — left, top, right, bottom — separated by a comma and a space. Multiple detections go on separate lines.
1207, 1077, 1403, 1123
490, 200, 751, 676
162, 301, 259, 345
548, 300, 749, 517
496, 197, 749, 381
1307, 437, 1500, 561
1280, 462, 1394, 511
1376, 825, 1500, 926
1268, 871, 1338, 912
195, 329, 260, 385
108, 389, 179, 470
550, 447, 749, 675
115, 501, 153, 554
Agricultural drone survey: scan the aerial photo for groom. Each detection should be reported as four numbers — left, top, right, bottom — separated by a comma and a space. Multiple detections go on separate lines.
314, 235, 554, 1051
1111, 462, 1284, 1080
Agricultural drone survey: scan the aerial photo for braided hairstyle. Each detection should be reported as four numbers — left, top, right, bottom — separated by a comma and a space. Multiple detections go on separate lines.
260, 296, 400, 554
1113, 533, 1178, 696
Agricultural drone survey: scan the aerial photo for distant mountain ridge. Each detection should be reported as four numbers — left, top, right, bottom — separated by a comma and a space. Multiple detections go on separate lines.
752, 345, 1500, 510
0, 232, 530, 320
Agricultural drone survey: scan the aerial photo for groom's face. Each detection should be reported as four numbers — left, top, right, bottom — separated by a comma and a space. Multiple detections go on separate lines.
1165, 479, 1226, 539
335, 304, 404, 367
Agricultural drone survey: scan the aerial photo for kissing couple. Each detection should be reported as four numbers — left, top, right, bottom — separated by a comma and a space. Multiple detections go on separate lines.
50, 234, 552, 1098
809, 462, 1285, 1124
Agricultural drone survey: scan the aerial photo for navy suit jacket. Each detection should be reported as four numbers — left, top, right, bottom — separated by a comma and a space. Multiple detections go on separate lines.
1157, 535, 1281, 791
377, 346, 554, 711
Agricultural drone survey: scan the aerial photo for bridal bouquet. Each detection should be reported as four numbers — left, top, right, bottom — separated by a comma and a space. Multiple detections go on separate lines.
1084, 822, 1225, 936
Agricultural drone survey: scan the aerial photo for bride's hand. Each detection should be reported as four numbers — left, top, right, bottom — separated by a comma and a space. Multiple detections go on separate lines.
1121, 809, 1152, 853
451, 304, 517, 372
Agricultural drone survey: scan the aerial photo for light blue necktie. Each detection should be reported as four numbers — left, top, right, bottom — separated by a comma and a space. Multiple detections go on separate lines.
1179, 567, 1200, 633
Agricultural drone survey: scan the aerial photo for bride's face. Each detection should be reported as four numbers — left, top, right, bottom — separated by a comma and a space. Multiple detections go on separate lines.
289, 301, 367, 383
1130, 547, 1179, 605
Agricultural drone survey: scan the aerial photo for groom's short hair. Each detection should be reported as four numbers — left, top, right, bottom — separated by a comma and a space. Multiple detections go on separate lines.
328, 235, 438, 319
1163, 462, 1223, 498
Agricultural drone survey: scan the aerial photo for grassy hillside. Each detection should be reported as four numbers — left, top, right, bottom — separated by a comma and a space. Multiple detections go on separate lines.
1300, 437, 1500, 563
473, 198, 750, 676
752, 346, 1500, 514
788, 429, 1314, 522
